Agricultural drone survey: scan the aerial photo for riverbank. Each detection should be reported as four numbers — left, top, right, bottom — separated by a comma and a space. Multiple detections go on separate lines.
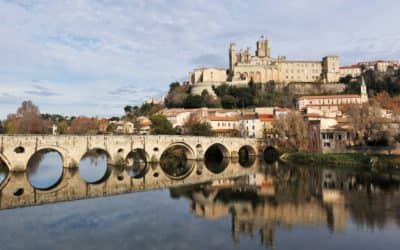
280, 152, 400, 169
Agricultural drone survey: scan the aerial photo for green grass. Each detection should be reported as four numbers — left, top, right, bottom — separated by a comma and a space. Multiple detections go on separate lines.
281, 152, 400, 170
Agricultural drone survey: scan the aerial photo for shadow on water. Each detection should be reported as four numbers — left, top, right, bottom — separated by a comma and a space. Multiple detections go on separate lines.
79, 149, 110, 183
27, 150, 63, 190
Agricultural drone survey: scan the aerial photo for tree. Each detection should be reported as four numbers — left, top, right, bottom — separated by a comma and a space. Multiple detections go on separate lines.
57, 120, 69, 134
272, 111, 309, 151
221, 95, 236, 109
344, 103, 386, 146
201, 90, 220, 108
165, 82, 189, 108
4, 100, 47, 134
190, 122, 214, 136
124, 105, 132, 115
149, 114, 175, 135
184, 95, 204, 108
69, 116, 99, 135
183, 114, 214, 136
106, 123, 117, 133
339, 74, 353, 84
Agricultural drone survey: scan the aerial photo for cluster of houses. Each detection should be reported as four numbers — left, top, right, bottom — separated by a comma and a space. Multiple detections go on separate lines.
158, 106, 289, 138
56, 76, 397, 154
157, 77, 399, 153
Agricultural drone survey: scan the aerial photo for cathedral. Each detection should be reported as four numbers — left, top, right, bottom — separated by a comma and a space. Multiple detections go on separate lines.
188, 37, 341, 95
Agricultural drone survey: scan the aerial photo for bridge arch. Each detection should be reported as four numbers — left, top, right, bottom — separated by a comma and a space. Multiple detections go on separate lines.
0, 153, 10, 188
163, 142, 196, 160
126, 148, 150, 178
79, 148, 112, 165
159, 143, 195, 179
263, 146, 280, 163
78, 148, 111, 184
0, 153, 12, 171
36, 145, 70, 167
238, 145, 257, 167
204, 143, 230, 174
26, 148, 64, 190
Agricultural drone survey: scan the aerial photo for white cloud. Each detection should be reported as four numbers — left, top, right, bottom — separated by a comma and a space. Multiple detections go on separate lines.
0, 0, 399, 118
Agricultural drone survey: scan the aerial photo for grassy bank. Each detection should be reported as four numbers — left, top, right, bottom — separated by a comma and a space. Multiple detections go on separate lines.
281, 152, 400, 169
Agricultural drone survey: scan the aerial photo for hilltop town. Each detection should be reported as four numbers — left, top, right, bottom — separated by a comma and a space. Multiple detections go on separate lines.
1, 37, 400, 155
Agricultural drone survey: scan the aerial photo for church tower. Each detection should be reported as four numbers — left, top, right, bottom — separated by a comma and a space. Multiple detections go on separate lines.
360, 76, 368, 103
229, 43, 237, 78
256, 36, 270, 58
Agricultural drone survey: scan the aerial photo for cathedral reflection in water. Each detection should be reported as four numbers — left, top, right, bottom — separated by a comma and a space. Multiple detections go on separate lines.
170, 164, 400, 248
1, 156, 400, 249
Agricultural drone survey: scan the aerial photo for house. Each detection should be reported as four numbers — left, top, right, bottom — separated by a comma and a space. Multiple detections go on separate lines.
135, 116, 152, 135
114, 120, 134, 134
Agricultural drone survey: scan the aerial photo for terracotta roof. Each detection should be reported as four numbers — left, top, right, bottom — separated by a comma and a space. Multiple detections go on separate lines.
259, 114, 274, 121
274, 107, 290, 111
242, 114, 258, 120
298, 95, 360, 100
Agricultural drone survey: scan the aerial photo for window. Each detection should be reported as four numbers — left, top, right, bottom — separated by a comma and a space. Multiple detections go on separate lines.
324, 142, 331, 147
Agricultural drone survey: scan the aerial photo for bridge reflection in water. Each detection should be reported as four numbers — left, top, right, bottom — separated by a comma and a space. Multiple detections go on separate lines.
1, 153, 400, 249
0, 147, 262, 210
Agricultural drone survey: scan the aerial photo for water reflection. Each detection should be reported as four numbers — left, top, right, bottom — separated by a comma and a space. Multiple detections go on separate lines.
2, 155, 400, 249
204, 144, 229, 173
170, 165, 400, 247
27, 150, 63, 190
126, 149, 148, 178
0, 159, 8, 185
79, 149, 109, 183
160, 146, 192, 178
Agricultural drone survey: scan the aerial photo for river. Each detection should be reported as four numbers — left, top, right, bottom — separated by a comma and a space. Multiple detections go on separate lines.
0, 151, 399, 250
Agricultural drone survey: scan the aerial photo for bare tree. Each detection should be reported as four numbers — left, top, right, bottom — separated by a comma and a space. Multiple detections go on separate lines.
4, 100, 47, 134
272, 111, 309, 151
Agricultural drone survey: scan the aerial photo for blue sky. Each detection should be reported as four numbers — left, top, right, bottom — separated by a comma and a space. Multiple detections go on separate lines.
0, 0, 399, 118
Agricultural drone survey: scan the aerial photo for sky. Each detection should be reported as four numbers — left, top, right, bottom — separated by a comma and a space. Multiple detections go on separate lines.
0, 0, 399, 119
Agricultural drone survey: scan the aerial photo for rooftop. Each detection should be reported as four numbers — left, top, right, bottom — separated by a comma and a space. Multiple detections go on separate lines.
298, 94, 361, 100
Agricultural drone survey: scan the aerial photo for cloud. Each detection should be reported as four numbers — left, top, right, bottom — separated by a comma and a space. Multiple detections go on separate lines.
0, 0, 399, 118
24, 84, 60, 97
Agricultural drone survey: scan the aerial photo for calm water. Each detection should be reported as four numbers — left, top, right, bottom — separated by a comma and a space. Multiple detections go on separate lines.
0, 152, 400, 250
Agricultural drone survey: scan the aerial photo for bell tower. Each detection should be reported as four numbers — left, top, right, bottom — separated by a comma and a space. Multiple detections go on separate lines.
256, 35, 270, 58
229, 43, 237, 78
360, 76, 368, 103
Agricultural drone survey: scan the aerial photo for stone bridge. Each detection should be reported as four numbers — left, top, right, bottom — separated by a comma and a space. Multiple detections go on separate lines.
0, 135, 271, 172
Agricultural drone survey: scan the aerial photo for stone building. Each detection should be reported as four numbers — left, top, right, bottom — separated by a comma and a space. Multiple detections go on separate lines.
189, 36, 341, 95
297, 77, 368, 112
339, 60, 400, 78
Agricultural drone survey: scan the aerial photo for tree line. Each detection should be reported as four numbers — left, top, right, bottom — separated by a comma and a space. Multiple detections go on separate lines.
164, 81, 293, 109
